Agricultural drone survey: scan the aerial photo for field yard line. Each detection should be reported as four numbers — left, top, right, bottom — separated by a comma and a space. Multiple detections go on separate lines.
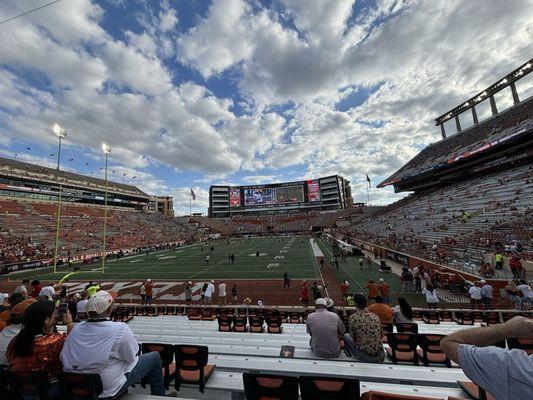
188, 240, 263, 280
319, 239, 362, 291
308, 238, 329, 297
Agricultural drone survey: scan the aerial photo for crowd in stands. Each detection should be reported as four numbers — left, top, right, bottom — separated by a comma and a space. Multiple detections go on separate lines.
0, 236, 51, 265
0, 200, 204, 267
334, 162, 533, 276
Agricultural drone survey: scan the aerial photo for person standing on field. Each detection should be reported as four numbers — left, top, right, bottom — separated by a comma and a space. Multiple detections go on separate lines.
140, 283, 146, 304
218, 281, 227, 305
144, 279, 154, 305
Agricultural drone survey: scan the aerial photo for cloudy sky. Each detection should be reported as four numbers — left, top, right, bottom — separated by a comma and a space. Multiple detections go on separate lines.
0, 0, 532, 215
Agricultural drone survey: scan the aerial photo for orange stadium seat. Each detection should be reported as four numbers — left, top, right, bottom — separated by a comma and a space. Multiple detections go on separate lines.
174, 345, 215, 393
243, 373, 299, 400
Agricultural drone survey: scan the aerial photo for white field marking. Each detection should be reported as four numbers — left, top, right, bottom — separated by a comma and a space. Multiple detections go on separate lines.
274, 255, 285, 260
280, 250, 287, 253
248, 253, 267, 257
157, 256, 176, 260
267, 263, 280, 269
130, 259, 143, 263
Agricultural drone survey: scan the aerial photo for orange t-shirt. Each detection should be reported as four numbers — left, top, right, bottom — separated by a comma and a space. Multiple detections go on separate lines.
379, 283, 390, 296
368, 303, 394, 323
365, 283, 379, 298
7, 333, 66, 378
145, 283, 154, 296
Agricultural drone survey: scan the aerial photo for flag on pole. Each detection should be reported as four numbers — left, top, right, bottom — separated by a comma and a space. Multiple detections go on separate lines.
366, 173, 371, 188
190, 188, 196, 200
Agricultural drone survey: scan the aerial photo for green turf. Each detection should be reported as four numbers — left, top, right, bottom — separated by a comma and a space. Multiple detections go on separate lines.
2, 236, 320, 282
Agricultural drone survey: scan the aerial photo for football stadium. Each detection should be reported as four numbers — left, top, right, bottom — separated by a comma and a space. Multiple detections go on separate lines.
0, 2, 532, 400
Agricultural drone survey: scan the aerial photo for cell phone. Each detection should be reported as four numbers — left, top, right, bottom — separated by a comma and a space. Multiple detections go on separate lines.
280, 345, 295, 358
57, 303, 68, 321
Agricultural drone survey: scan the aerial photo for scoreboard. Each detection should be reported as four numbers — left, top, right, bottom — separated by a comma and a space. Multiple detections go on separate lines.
229, 179, 320, 211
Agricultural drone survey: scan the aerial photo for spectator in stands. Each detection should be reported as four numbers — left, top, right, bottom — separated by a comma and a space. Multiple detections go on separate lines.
86, 282, 100, 297
7, 300, 74, 399
346, 293, 356, 306
0, 298, 36, 364
469, 283, 482, 309
60, 290, 167, 397
441, 316, 533, 400
480, 280, 494, 310
378, 278, 390, 304
300, 280, 309, 307
393, 297, 415, 324
14, 279, 30, 297
145, 279, 154, 305
494, 250, 503, 270
204, 280, 215, 304
30, 280, 42, 298
0, 293, 9, 313
505, 279, 521, 310
368, 296, 393, 323
76, 290, 89, 315
218, 280, 227, 305
39, 283, 56, 301
306, 298, 345, 358
343, 294, 385, 363
422, 284, 439, 309
517, 281, 533, 310
414, 272, 422, 293
364, 280, 379, 302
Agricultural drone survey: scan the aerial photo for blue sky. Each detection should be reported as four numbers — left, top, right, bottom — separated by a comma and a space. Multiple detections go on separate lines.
0, 0, 532, 214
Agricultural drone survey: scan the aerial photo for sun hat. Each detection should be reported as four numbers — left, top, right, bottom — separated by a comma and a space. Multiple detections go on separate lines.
325, 298, 334, 308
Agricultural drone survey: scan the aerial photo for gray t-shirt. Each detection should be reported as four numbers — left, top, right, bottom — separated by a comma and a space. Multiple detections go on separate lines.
458, 344, 533, 400
306, 309, 345, 358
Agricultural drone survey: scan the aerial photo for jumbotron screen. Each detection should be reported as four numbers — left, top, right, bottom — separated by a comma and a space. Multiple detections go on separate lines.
230, 179, 321, 209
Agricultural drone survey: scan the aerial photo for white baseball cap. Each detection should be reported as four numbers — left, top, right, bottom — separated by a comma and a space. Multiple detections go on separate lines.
0, 293, 8, 303
480, 280, 486, 284
86, 290, 117, 315
315, 298, 327, 306
379, 278, 384, 282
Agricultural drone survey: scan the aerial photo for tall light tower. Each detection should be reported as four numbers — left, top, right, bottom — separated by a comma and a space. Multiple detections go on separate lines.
52, 123, 67, 273
101, 143, 111, 273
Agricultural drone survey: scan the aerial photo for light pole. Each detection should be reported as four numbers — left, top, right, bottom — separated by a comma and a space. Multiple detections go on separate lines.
52, 123, 67, 274
101, 143, 111, 274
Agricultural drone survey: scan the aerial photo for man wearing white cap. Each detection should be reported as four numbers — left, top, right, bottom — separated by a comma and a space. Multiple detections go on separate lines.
61, 291, 166, 397
306, 298, 345, 358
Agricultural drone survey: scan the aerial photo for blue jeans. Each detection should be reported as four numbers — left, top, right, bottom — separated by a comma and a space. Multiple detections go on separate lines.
115, 352, 165, 397
343, 333, 385, 363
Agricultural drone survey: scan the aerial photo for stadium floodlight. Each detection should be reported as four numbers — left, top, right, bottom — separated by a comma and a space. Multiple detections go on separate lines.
101, 142, 110, 273
53, 123, 67, 138
52, 123, 67, 273
101, 142, 111, 154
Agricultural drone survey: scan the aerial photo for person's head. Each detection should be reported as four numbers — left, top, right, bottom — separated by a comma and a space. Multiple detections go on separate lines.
31, 280, 40, 287
379, 278, 384, 284
325, 297, 334, 310
480, 280, 486, 286
315, 298, 327, 309
22, 279, 30, 286
368, 279, 374, 284
375, 296, 383, 304
86, 290, 117, 319
9, 298, 37, 325
353, 294, 367, 310
426, 284, 434, 293
80, 290, 88, 300
7, 292, 25, 308
0, 293, 9, 304
11, 300, 56, 357
397, 297, 413, 320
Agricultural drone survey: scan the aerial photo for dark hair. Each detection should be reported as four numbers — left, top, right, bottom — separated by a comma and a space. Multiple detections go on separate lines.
22, 279, 30, 284
11, 301, 55, 357
375, 296, 383, 303
31, 280, 40, 287
7, 293, 24, 308
426, 284, 435, 294
397, 297, 413, 320
354, 294, 367, 309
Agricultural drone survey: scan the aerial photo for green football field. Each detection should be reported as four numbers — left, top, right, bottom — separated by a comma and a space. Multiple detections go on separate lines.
2, 236, 322, 282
